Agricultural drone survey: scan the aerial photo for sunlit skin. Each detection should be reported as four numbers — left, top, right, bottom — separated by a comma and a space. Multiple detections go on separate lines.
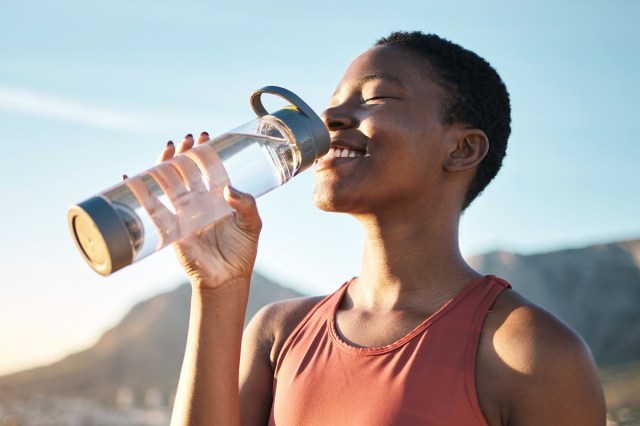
310, 46, 490, 350
313, 46, 480, 218
167, 44, 606, 426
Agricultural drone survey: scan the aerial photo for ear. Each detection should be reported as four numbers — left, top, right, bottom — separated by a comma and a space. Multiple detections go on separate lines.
443, 129, 489, 173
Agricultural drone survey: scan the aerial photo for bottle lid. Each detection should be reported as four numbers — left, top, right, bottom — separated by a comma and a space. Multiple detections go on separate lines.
68, 196, 133, 276
250, 86, 330, 173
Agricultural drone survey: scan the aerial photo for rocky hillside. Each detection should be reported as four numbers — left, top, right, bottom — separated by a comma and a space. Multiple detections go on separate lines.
0, 273, 301, 408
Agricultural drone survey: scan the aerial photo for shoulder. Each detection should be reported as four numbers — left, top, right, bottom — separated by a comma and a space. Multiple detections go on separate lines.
486, 289, 590, 373
239, 295, 326, 424
477, 287, 606, 425
243, 295, 326, 368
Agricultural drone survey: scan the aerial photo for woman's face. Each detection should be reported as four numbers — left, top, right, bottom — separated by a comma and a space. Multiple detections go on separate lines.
313, 44, 458, 215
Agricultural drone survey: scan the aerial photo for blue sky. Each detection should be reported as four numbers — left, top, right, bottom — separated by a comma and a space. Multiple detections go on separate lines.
1, 0, 638, 375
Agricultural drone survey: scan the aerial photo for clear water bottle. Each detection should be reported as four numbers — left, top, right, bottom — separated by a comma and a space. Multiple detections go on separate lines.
68, 86, 330, 276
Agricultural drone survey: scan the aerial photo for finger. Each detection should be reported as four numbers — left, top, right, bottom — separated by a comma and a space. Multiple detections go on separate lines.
196, 131, 210, 146
224, 186, 262, 233
176, 134, 194, 155
156, 140, 175, 164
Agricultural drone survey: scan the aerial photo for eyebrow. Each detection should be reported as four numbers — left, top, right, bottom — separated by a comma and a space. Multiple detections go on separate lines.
356, 72, 403, 87
333, 72, 404, 97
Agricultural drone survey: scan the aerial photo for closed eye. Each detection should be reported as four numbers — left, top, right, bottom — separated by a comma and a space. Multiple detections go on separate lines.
362, 96, 398, 104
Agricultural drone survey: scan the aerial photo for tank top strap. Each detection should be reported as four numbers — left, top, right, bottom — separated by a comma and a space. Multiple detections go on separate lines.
463, 276, 510, 368
274, 278, 354, 376
463, 275, 511, 424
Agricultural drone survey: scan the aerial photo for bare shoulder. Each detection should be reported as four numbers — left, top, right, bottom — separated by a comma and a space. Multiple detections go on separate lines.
239, 295, 326, 425
244, 295, 326, 368
477, 288, 606, 426
485, 289, 593, 374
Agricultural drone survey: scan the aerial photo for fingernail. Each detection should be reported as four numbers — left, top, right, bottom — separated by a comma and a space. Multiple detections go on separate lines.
122, 174, 128, 180
167, 140, 174, 147
185, 134, 193, 139
200, 131, 209, 137
228, 186, 243, 199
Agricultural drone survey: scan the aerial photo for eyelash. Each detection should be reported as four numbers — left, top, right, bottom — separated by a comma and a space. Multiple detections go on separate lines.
363, 96, 393, 104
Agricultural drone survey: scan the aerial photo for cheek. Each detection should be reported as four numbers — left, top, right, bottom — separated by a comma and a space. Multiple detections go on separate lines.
361, 108, 435, 141
366, 119, 444, 183
360, 115, 412, 147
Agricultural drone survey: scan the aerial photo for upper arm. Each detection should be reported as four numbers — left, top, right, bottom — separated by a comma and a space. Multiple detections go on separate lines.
488, 296, 606, 426
510, 332, 605, 425
239, 296, 324, 426
239, 304, 277, 426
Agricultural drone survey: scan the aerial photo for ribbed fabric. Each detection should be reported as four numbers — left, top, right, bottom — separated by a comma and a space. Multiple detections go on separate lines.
269, 275, 510, 426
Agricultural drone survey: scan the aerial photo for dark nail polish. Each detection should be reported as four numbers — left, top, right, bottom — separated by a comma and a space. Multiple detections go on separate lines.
185, 134, 193, 139
122, 174, 128, 180
228, 186, 243, 199
201, 131, 209, 136
167, 140, 174, 146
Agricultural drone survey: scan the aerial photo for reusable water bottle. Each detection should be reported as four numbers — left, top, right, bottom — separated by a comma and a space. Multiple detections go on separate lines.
68, 86, 330, 276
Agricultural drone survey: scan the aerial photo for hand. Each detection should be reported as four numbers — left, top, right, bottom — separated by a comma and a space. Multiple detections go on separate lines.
157, 133, 262, 289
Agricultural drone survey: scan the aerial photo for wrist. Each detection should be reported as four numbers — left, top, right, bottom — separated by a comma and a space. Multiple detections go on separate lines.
190, 276, 251, 312
191, 275, 251, 292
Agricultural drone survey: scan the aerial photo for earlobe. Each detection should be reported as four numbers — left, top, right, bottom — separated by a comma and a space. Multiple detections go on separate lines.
443, 130, 489, 172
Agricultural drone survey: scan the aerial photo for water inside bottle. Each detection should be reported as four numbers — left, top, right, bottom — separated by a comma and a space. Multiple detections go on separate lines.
102, 144, 232, 261
214, 132, 300, 197
100, 132, 298, 262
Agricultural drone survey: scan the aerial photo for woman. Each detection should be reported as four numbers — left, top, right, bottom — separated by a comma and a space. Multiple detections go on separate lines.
167, 32, 605, 425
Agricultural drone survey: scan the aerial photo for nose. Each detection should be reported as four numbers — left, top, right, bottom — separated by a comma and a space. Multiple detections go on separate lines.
321, 103, 356, 131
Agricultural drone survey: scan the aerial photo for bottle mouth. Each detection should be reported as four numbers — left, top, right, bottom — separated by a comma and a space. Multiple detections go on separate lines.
268, 107, 323, 174
250, 86, 330, 172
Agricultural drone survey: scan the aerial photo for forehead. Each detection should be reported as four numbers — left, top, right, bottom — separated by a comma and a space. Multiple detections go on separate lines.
335, 45, 437, 95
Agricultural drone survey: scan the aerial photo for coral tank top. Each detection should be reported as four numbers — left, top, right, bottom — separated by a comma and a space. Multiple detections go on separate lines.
269, 275, 510, 426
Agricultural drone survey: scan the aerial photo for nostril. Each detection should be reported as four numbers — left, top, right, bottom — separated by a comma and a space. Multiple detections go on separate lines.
325, 114, 355, 131
322, 105, 356, 130
326, 119, 347, 130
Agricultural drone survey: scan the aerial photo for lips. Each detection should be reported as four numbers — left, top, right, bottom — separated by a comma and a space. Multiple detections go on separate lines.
313, 133, 369, 171
314, 145, 367, 172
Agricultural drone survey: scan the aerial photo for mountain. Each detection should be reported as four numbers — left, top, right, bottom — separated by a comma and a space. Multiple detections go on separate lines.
468, 238, 640, 367
0, 272, 301, 408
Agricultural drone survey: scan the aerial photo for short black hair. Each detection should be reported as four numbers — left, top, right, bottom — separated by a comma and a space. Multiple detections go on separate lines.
375, 31, 511, 210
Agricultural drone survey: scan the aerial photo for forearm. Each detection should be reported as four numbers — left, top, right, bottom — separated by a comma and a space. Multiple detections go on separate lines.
171, 278, 250, 426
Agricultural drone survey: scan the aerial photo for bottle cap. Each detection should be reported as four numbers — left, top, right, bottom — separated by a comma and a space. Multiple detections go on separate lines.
68, 196, 133, 276
250, 86, 330, 174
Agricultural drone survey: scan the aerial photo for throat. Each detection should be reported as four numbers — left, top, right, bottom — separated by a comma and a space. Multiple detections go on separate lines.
334, 274, 482, 349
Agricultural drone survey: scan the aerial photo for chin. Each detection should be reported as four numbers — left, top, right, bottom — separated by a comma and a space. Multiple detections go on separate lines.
312, 185, 351, 213
312, 176, 375, 214
312, 190, 340, 212
312, 188, 366, 215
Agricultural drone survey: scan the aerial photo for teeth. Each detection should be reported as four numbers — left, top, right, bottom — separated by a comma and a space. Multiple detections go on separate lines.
324, 147, 364, 159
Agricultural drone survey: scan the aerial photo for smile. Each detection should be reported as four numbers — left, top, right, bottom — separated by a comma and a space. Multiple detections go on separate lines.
313, 147, 367, 172
324, 147, 366, 159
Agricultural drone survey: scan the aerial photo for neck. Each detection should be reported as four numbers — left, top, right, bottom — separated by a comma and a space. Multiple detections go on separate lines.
352, 204, 480, 311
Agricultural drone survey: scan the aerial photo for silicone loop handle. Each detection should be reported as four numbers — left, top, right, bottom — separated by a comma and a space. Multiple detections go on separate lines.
250, 86, 317, 119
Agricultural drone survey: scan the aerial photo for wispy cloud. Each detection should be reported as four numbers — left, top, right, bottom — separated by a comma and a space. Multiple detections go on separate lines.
0, 85, 159, 132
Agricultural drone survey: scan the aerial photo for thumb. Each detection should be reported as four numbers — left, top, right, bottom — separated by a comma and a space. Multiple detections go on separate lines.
224, 186, 262, 233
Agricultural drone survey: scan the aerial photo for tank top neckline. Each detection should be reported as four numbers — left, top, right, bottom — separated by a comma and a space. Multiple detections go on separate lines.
327, 275, 494, 356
